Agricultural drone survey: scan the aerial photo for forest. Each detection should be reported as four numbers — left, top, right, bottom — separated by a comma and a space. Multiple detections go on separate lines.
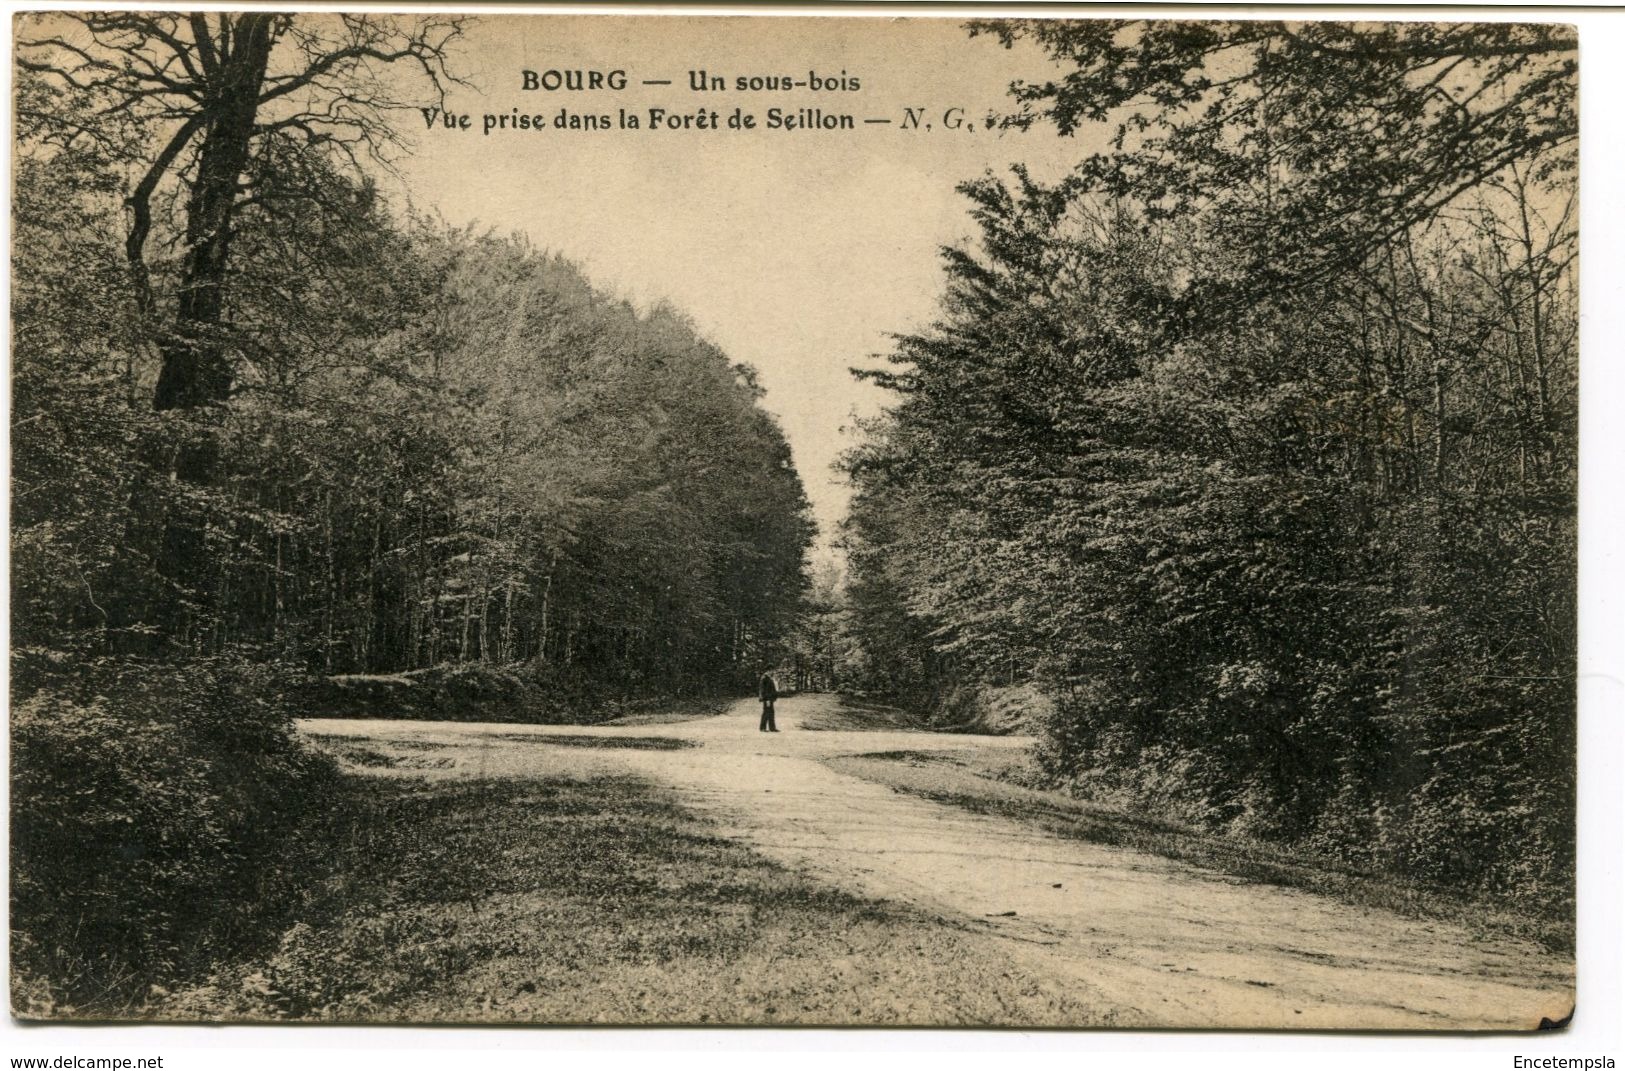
8, 13, 1578, 1014
10, 13, 811, 1005
837, 21, 1577, 912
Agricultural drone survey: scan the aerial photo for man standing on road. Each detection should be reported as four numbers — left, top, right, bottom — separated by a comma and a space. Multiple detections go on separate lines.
759, 670, 779, 732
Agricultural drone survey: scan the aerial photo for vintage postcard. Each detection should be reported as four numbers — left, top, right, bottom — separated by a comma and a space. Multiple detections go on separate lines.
8, 11, 1577, 1029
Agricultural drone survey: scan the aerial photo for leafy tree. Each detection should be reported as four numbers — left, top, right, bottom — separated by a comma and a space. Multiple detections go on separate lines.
841, 37, 1575, 903
18, 15, 467, 635
19, 13, 466, 412
11, 83, 161, 653
971, 20, 1576, 304
12, 27, 817, 1005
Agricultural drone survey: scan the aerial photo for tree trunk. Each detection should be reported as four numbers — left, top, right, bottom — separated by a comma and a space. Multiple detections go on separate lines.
153, 14, 277, 413
323, 490, 336, 674
150, 16, 279, 641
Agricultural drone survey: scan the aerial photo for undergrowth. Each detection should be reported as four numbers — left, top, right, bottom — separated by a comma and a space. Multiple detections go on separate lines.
10, 655, 338, 1018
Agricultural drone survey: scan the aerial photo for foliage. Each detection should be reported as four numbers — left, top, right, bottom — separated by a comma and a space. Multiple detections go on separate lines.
840, 22, 1575, 908
10, 657, 337, 1014
12, 74, 814, 696
16, 12, 467, 412
785, 559, 847, 692
969, 19, 1577, 302
11, 33, 813, 1007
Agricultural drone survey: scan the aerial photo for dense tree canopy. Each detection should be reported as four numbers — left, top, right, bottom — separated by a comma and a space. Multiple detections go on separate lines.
970, 20, 1577, 302
12, 36, 814, 1003
18, 13, 467, 412
17, 14, 471, 636
12, 114, 813, 690
841, 20, 1575, 908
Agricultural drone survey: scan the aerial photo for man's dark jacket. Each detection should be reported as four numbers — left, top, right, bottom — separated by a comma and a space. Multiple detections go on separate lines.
758, 675, 778, 701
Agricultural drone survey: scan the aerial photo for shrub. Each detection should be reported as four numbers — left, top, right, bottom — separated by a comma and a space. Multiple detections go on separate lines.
10, 655, 336, 1015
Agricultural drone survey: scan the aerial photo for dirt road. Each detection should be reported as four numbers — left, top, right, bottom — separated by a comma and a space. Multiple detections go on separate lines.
300, 693, 1573, 1030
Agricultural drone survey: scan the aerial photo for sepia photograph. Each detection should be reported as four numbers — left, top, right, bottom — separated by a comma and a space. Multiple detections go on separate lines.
6, 8, 1585, 1034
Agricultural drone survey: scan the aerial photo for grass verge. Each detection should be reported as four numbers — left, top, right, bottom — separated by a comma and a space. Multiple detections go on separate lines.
599, 695, 729, 726
795, 696, 928, 732
827, 749, 1573, 954
148, 767, 1114, 1025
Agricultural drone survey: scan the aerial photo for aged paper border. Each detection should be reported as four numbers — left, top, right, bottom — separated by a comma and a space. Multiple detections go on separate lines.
0, 0, 1618, 1065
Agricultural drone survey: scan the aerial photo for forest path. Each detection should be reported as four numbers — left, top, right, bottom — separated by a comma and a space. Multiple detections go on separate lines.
300, 694, 1572, 1030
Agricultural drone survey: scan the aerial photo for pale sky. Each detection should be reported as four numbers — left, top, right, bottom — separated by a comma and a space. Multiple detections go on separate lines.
381, 14, 1091, 550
